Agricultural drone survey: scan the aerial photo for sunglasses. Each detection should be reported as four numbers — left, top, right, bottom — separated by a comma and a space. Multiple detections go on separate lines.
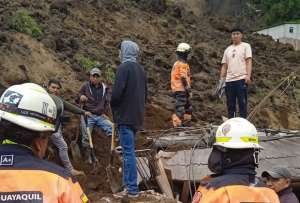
92, 74, 100, 78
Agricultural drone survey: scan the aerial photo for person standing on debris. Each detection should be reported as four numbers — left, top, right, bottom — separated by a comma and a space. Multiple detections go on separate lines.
77, 67, 113, 157
192, 117, 280, 203
262, 167, 299, 203
111, 40, 147, 198
219, 28, 252, 118
171, 43, 192, 127
0, 83, 88, 203
47, 79, 90, 176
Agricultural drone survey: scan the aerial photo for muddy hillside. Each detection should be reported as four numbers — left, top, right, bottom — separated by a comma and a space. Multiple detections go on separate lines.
0, 0, 300, 201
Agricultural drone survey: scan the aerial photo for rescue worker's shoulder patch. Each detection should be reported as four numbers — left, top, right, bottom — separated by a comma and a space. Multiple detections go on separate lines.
0, 155, 14, 166
80, 193, 88, 203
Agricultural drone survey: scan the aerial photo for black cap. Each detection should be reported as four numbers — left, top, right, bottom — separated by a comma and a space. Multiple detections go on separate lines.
231, 27, 243, 33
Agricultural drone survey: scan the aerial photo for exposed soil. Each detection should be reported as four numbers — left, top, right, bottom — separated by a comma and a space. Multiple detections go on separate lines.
0, 0, 300, 201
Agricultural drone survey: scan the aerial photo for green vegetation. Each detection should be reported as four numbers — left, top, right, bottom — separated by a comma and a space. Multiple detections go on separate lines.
74, 54, 99, 71
104, 66, 116, 85
74, 54, 116, 84
165, 0, 175, 6
254, 0, 300, 25
9, 10, 43, 38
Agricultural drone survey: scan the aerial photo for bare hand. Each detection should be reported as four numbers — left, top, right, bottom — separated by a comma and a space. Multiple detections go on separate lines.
80, 95, 88, 103
245, 76, 251, 84
84, 111, 92, 117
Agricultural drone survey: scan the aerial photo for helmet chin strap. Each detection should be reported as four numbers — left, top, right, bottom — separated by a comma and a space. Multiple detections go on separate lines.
253, 149, 260, 167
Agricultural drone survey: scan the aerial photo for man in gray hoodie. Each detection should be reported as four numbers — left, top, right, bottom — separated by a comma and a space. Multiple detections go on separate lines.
111, 40, 147, 198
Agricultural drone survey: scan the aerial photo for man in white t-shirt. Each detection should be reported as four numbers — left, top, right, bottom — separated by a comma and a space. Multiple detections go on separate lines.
220, 28, 252, 118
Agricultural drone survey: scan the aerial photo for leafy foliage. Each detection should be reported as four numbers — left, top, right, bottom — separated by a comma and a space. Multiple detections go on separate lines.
74, 54, 99, 71
9, 10, 43, 38
104, 66, 116, 85
254, 0, 300, 25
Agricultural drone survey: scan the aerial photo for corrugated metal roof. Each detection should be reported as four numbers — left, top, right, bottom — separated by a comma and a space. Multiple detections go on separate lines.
160, 136, 300, 181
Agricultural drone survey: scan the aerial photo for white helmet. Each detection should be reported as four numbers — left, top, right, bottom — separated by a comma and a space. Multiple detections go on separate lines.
214, 117, 262, 149
0, 83, 59, 132
176, 43, 191, 53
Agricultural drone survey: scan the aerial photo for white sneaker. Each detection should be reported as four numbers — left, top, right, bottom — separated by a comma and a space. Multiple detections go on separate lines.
128, 193, 139, 198
113, 189, 127, 198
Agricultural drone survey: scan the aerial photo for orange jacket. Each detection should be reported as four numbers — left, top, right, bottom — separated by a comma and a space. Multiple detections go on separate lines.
171, 60, 191, 92
192, 182, 280, 203
0, 143, 88, 203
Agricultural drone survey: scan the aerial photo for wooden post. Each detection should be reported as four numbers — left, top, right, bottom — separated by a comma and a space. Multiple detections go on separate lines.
155, 158, 174, 199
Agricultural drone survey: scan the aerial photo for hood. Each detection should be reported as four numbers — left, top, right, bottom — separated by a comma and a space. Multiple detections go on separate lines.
120, 40, 139, 63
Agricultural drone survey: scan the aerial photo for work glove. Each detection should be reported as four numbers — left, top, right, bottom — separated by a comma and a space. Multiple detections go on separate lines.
214, 78, 226, 99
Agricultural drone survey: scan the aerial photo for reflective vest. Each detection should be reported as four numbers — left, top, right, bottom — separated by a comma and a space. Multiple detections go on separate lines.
171, 60, 191, 92
0, 141, 88, 203
192, 183, 280, 203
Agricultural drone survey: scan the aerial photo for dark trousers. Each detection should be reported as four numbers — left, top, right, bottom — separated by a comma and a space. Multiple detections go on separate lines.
174, 91, 192, 118
225, 79, 248, 118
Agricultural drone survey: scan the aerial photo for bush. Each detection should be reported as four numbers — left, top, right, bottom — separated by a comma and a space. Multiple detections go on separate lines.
9, 10, 43, 38
74, 54, 99, 71
104, 66, 116, 85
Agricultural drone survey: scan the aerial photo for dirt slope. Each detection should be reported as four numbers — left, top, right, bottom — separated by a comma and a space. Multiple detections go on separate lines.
0, 0, 300, 201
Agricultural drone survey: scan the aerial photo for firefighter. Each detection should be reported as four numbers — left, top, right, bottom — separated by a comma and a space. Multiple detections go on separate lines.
171, 42, 192, 127
0, 83, 88, 203
192, 117, 280, 203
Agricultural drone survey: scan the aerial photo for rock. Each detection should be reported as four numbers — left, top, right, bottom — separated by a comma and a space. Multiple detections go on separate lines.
68, 38, 80, 50
71, 63, 82, 72
55, 38, 67, 51
50, 1, 70, 15
86, 181, 99, 190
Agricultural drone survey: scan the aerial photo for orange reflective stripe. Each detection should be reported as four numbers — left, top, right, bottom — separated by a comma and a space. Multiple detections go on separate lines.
193, 184, 280, 203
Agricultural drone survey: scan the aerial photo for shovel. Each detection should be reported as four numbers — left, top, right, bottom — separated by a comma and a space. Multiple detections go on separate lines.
106, 123, 122, 193
70, 124, 82, 163
87, 126, 99, 165
80, 114, 98, 166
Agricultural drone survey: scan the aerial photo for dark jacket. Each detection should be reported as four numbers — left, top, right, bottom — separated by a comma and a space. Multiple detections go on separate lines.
77, 82, 110, 115
111, 40, 147, 129
278, 187, 299, 203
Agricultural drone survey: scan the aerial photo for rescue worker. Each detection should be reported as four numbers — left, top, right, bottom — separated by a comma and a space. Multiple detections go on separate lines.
262, 167, 299, 203
192, 117, 280, 203
171, 42, 192, 127
47, 79, 90, 176
219, 28, 252, 118
0, 83, 88, 203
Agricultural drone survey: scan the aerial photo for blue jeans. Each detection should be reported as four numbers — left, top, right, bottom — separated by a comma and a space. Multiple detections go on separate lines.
82, 115, 112, 148
118, 125, 138, 194
225, 79, 248, 118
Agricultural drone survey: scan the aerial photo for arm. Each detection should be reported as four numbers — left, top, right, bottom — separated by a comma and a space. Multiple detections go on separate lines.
220, 63, 228, 79
76, 83, 88, 104
179, 65, 189, 90
63, 99, 85, 115
103, 87, 112, 116
245, 44, 253, 84
245, 58, 252, 84
110, 65, 128, 107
